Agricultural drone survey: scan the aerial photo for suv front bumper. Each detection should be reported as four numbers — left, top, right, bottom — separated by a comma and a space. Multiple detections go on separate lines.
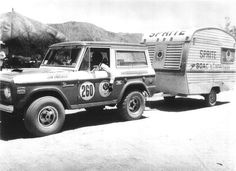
0, 104, 14, 113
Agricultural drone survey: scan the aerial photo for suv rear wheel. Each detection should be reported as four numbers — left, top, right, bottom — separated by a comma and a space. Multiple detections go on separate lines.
24, 96, 65, 136
118, 91, 145, 120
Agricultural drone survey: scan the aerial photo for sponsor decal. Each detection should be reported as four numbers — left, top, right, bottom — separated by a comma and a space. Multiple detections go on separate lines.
79, 82, 95, 100
99, 81, 111, 97
221, 48, 235, 64
190, 63, 230, 71
47, 73, 68, 79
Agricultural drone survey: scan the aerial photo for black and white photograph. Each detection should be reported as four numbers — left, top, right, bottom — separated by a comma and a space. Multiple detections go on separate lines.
0, 0, 236, 170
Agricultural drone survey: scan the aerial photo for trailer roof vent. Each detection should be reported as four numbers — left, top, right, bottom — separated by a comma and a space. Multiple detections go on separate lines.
164, 44, 183, 70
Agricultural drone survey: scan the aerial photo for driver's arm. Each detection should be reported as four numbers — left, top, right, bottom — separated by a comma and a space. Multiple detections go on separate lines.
100, 63, 112, 73
100, 63, 115, 84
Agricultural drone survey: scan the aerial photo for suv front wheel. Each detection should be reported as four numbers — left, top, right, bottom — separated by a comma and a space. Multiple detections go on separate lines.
118, 91, 145, 120
24, 96, 65, 136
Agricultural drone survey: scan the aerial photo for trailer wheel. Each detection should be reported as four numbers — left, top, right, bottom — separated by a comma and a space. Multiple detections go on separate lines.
204, 89, 217, 107
118, 91, 145, 121
24, 96, 65, 137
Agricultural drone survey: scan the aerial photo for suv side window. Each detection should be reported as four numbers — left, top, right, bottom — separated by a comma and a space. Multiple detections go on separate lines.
116, 51, 147, 67
90, 48, 110, 70
79, 48, 110, 71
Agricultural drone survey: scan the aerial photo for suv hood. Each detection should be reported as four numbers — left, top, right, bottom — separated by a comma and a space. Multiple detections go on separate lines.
0, 68, 73, 84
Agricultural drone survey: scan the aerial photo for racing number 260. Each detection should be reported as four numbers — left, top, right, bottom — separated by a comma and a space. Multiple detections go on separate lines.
81, 84, 93, 97
80, 82, 95, 100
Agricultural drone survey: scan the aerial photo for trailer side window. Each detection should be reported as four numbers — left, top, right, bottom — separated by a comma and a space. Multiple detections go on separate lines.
221, 48, 235, 64
116, 51, 147, 67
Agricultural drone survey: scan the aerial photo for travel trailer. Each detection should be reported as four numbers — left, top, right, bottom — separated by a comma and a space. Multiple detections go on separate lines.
143, 27, 236, 106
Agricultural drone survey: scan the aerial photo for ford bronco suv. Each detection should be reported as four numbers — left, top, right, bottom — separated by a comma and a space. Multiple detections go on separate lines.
0, 41, 156, 136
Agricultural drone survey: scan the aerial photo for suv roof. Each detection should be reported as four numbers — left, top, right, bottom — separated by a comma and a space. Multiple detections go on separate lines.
50, 41, 146, 48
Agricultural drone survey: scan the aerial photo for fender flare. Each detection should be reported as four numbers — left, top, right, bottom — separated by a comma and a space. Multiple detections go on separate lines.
117, 80, 149, 103
17, 86, 71, 111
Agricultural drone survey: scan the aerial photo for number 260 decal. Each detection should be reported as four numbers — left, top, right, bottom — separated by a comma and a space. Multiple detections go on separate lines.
80, 82, 95, 100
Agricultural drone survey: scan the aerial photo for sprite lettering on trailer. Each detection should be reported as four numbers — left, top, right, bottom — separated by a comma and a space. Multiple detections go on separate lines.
149, 31, 186, 38
200, 50, 216, 60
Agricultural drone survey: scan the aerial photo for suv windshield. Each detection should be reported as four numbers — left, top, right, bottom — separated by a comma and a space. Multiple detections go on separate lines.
41, 47, 81, 67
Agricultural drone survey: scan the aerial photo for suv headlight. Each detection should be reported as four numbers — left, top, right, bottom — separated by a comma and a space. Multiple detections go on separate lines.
4, 87, 11, 99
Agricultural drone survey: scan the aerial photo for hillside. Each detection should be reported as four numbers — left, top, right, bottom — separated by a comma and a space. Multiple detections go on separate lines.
50, 21, 142, 43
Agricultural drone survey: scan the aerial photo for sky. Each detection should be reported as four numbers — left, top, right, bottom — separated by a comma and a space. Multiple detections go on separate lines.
0, 0, 236, 33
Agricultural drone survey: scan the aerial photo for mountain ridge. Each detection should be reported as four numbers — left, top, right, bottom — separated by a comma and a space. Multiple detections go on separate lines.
49, 21, 142, 43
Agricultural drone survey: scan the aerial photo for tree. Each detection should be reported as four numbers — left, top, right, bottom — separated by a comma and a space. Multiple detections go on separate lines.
225, 17, 236, 38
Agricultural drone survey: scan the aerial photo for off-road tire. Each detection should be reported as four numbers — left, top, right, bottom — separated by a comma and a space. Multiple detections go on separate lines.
24, 96, 65, 137
204, 89, 217, 107
118, 91, 145, 121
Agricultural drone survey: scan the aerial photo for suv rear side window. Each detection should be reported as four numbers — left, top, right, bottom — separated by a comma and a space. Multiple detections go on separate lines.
116, 51, 147, 67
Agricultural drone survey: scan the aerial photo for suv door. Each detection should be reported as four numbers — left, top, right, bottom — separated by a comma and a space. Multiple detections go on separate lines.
77, 47, 117, 107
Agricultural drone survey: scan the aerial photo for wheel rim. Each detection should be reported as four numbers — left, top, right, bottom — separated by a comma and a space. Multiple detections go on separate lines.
128, 96, 141, 113
38, 106, 58, 127
209, 92, 216, 105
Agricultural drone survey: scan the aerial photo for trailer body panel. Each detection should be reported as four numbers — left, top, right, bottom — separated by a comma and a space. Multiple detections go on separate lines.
143, 28, 236, 96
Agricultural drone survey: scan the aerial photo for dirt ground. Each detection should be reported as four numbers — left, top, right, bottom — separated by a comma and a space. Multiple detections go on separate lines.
0, 92, 236, 171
